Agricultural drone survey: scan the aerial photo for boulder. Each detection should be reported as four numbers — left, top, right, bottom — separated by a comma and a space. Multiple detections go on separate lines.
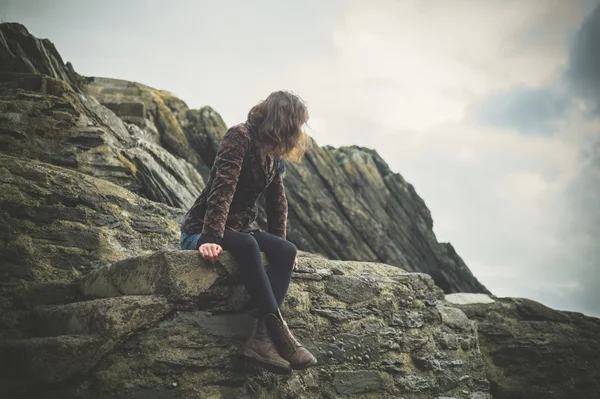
3, 250, 491, 399
0, 296, 171, 385
454, 297, 600, 399
0, 154, 181, 337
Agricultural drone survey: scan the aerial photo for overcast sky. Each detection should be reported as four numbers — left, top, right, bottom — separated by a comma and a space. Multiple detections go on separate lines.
3, 0, 599, 317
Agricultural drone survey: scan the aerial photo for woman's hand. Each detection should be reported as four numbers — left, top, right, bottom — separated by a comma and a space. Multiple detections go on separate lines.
293, 255, 298, 270
199, 243, 222, 264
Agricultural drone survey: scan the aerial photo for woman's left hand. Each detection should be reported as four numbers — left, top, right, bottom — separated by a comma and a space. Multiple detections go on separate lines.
293, 255, 298, 270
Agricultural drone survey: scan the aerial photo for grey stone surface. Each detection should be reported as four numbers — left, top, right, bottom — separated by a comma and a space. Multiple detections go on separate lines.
0, 154, 182, 338
1, 251, 491, 398
80, 250, 222, 302
32, 296, 171, 337
437, 304, 473, 331
0, 295, 170, 385
333, 370, 383, 394
455, 297, 600, 399
324, 274, 380, 303
445, 293, 495, 305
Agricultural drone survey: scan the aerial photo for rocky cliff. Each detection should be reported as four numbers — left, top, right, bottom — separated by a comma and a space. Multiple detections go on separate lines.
0, 22, 487, 295
1, 23, 599, 399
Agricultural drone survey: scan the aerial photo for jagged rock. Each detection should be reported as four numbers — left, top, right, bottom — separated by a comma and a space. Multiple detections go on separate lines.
0, 296, 171, 385
0, 22, 488, 295
81, 77, 224, 172
333, 370, 383, 394
0, 335, 106, 384
268, 144, 490, 294
0, 71, 206, 209
454, 297, 600, 399
0, 154, 182, 337
81, 250, 264, 303
0, 23, 210, 210
324, 274, 380, 303
0, 23, 82, 91
31, 296, 171, 338
437, 304, 473, 331
2, 250, 489, 399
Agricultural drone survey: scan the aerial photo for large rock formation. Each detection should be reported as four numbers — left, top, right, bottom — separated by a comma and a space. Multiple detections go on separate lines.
1, 22, 599, 399
2, 247, 493, 399
0, 22, 488, 295
0, 154, 183, 338
447, 294, 600, 399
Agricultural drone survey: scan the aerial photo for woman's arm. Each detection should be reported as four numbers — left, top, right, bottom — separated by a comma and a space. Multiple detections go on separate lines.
265, 159, 288, 240
199, 126, 251, 246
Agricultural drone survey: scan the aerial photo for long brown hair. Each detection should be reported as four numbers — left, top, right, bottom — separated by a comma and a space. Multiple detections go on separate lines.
246, 90, 312, 161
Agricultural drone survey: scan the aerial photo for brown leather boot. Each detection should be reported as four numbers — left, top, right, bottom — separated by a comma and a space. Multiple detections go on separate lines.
241, 317, 292, 375
264, 310, 318, 370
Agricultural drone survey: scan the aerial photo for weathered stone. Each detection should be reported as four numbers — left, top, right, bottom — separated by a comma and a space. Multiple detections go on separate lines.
325, 274, 379, 303
0, 251, 492, 398
0, 23, 82, 90
399, 375, 437, 392
333, 370, 383, 394
469, 392, 493, 399
0, 154, 182, 264
453, 297, 600, 399
81, 250, 221, 302
0, 335, 106, 384
0, 295, 172, 387
32, 296, 171, 337
437, 304, 472, 331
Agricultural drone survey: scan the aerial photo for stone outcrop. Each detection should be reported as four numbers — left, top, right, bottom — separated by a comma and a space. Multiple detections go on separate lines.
450, 294, 600, 399
0, 22, 489, 295
1, 296, 171, 385
279, 144, 487, 294
1, 250, 493, 399
0, 22, 82, 91
0, 154, 182, 338
0, 70, 207, 209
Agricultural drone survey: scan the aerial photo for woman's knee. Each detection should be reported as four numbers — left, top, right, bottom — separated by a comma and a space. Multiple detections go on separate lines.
229, 232, 260, 255
275, 239, 297, 263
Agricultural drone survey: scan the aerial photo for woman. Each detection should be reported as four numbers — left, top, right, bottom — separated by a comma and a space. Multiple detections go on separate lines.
179, 90, 317, 375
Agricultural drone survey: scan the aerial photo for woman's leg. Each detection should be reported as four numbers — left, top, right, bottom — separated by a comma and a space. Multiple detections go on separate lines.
220, 229, 279, 316
180, 230, 295, 309
219, 230, 292, 374
249, 231, 296, 308
249, 231, 317, 369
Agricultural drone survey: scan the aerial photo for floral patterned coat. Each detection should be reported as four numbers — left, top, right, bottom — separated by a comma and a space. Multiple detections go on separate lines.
180, 123, 287, 247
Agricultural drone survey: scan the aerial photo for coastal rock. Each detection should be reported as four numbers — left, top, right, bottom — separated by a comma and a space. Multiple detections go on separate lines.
0, 154, 182, 337
454, 297, 600, 399
1, 251, 491, 399
0, 22, 488, 295
0, 296, 171, 384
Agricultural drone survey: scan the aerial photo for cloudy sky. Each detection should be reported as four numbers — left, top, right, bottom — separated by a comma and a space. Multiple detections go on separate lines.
3, 0, 599, 317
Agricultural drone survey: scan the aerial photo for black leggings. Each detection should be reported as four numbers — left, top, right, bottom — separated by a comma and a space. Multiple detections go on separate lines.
220, 229, 296, 315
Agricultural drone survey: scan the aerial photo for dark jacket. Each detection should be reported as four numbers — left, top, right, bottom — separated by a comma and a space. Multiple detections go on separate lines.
180, 123, 288, 247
